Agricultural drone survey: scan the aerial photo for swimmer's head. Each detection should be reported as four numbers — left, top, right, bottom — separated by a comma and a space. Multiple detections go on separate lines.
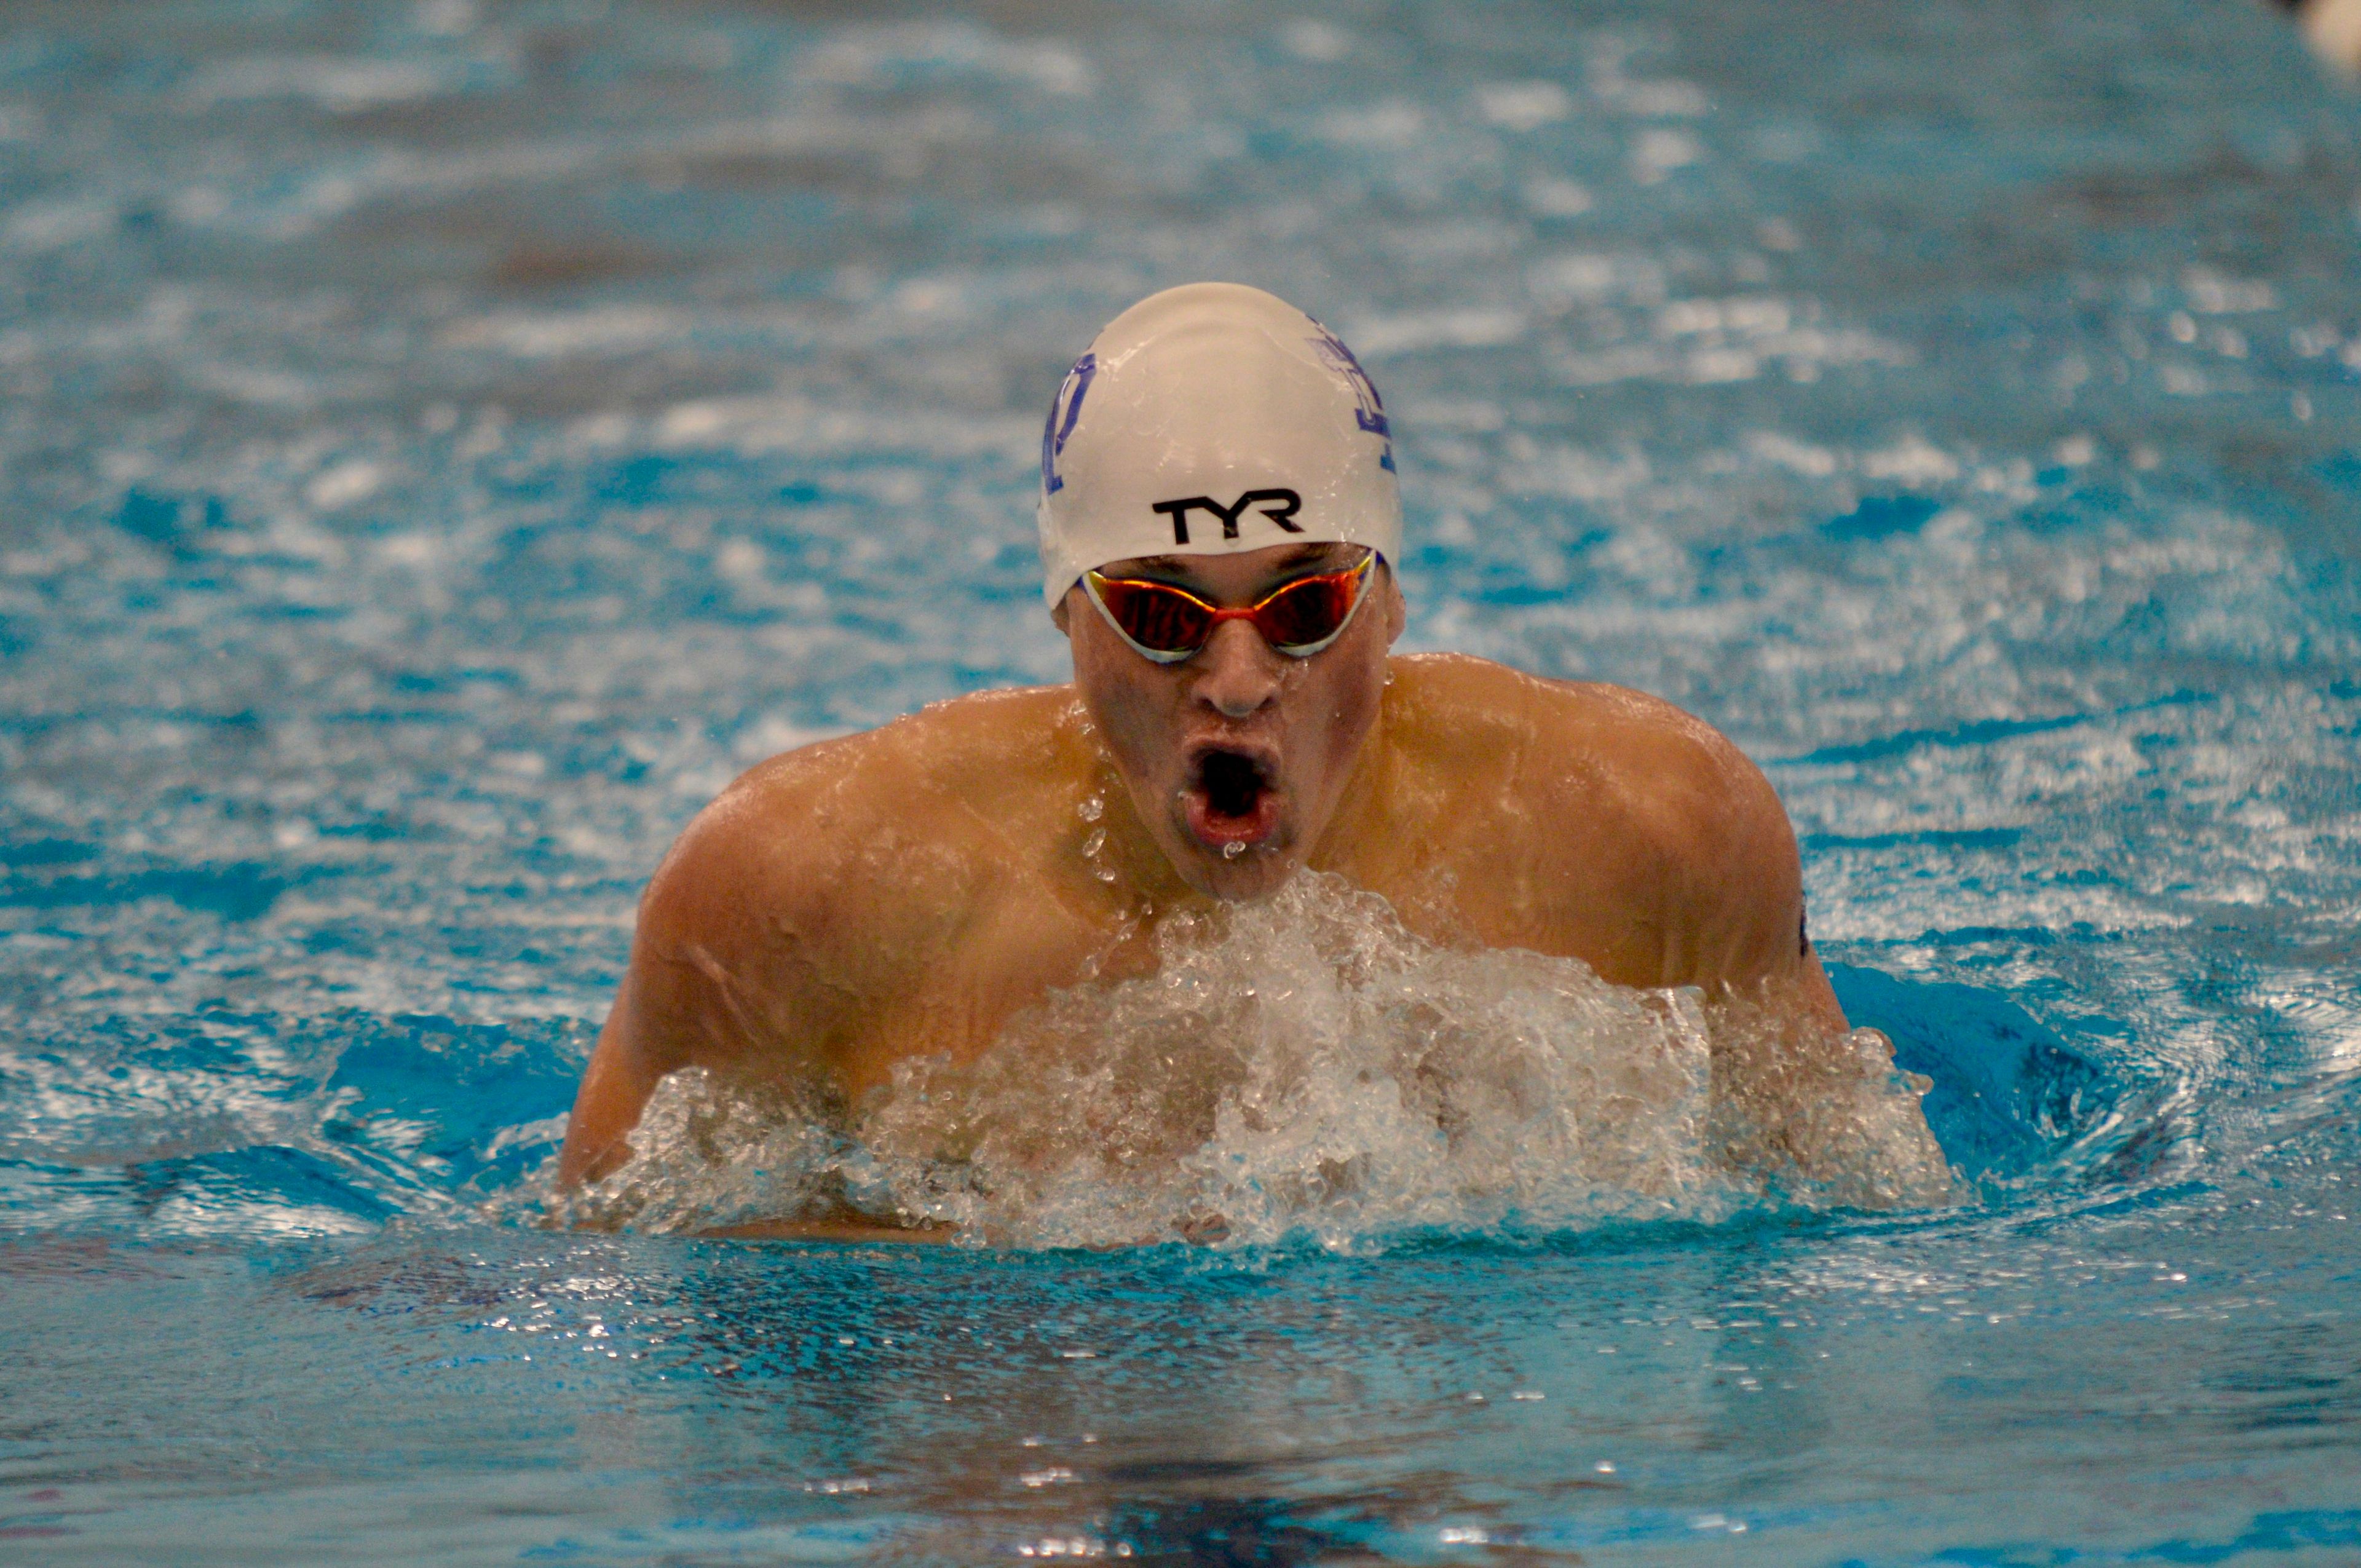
1035, 282, 1402, 609
1042, 285, 1407, 902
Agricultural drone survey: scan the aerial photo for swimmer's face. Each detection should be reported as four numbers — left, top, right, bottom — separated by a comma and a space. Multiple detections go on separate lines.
1057, 540, 1406, 901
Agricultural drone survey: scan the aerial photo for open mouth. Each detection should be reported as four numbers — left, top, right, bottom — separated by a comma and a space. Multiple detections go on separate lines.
1184, 746, 1281, 851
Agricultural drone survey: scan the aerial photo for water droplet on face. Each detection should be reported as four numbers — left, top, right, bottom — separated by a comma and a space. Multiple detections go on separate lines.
1082, 828, 1106, 858
1222, 841, 1245, 859
1080, 794, 1104, 823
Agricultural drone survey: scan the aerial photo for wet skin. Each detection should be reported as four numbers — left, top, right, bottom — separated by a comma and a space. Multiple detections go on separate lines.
558, 542, 1948, 1225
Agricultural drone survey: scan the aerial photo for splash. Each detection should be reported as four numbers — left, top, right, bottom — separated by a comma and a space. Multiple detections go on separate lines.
557, 874, 1949, 1248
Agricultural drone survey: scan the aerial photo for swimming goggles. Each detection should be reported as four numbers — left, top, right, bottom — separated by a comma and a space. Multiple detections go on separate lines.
1083, 550, 1377, 664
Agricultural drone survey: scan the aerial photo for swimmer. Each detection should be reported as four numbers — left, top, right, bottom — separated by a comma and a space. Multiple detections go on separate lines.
556, 282, 1946, 1231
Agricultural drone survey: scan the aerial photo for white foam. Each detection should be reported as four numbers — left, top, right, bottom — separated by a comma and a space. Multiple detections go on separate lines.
559, 873, 1949, 1249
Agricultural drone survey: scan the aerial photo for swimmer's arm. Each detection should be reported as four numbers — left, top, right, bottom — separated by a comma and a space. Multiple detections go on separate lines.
1648, 740, 1952, 1203
1518, 683, 1818, 999
557, 767, 862, 1190
558, 969, 676, 1189
1519, 687, 1946, 1203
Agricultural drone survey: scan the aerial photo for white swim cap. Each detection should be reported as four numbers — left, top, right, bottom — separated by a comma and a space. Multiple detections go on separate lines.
1036, 282, 1402, 610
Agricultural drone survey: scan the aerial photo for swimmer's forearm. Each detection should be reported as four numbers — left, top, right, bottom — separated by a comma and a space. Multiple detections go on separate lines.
556, 974, 679, 1188
1702, 973, 1950, 1207
556, 1049, 647, 1188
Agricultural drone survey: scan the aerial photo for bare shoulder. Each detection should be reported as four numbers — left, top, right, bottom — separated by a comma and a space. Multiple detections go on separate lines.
1387, 653, 1779, 836
684, 686, 1083, 842
560, 686, 1088, 1184
647, 684, 1085, 937
1384, 654, 1803, 988
623, 685, 1088, 1058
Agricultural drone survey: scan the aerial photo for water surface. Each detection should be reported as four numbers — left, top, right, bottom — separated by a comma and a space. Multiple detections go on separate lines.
3, 0, 2360, 1561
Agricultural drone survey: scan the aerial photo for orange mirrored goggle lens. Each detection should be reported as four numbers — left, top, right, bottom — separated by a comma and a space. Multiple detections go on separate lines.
1087, 554, 1374, 662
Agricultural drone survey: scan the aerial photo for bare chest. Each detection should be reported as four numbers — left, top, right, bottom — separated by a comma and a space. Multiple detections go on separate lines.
807, 794, 1664, 1104
821, 873, 1158, 1104
1316, 808, 1669, 988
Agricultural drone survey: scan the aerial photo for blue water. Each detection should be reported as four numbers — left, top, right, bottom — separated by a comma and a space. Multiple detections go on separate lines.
4, 0, 2361, 1560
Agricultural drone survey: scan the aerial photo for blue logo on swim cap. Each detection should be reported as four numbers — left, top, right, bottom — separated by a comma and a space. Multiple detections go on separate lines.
1308, 326, 1396, 473
1040, 352, 1096, 496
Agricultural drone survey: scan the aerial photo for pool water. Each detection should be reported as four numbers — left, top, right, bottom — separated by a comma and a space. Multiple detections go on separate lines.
4, 0, 2361, 1561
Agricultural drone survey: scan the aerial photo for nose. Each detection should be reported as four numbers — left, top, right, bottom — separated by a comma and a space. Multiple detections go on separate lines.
1192, 618, 1283, 720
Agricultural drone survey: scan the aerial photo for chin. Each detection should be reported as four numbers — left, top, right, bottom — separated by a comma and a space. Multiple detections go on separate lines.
1175, 836, 1303, 902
